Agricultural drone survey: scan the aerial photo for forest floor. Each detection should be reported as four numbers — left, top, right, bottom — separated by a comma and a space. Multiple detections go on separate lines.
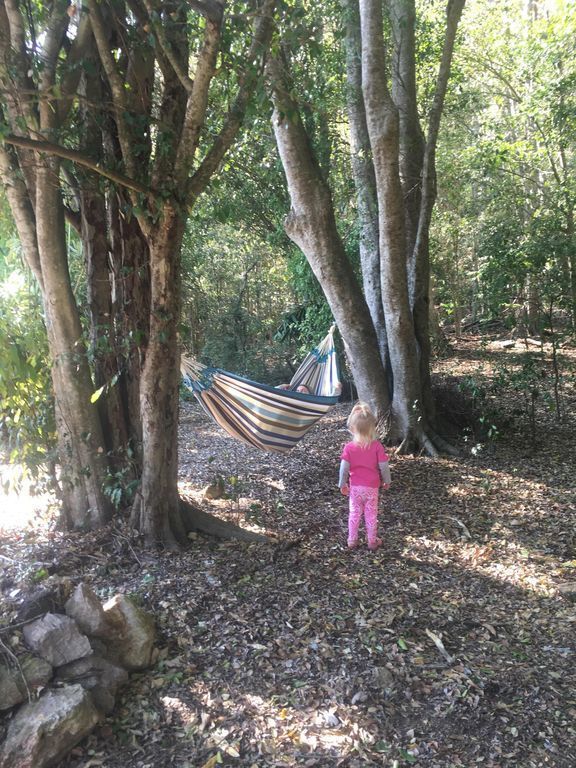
1, 336, 576, 768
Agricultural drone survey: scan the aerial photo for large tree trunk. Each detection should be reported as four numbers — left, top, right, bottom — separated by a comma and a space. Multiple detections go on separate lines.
342, 0, 389, 373
130, 204, 187, 547
269, 57, 390, 417
359, 0, 425, 448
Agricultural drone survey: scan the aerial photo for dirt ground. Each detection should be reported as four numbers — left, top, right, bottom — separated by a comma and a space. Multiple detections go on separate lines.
1, 338, 576, 768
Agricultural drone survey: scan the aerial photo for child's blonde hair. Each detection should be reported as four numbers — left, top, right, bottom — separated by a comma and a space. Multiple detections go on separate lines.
347, 402, 377, 447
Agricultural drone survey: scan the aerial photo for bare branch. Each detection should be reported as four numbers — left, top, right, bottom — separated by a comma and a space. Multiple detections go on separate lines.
173, 13, 222, 187
3, 134, 152, 195
141, 0, 193, 92
188, 0, 277, 202
0, 144, 43, 289
85, 0, 137, 180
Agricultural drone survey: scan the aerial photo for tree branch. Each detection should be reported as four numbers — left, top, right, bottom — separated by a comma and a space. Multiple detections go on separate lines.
141, 0, 193, 92
188, 0, 277, 203
86, 0, 137, 181
0, 144, 43, 289
189, 0, 224, 23
37, 1, 70, 131
174, 10, 223, 187
58, 5, 95, 124
3, 134, 152, 195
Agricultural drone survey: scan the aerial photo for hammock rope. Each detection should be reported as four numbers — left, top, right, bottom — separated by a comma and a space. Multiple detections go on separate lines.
181, 327, 340, 453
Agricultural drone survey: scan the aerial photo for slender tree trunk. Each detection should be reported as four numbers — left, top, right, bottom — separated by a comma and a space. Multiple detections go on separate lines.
342, 0, 389, 373
36, 158, 112, 527
269, 57, 390, 417
565, 207, 576, 329
389, 0, 425, 281
107, 189, 149, 452
404, 0, 465, 420
81, 183, 130, 457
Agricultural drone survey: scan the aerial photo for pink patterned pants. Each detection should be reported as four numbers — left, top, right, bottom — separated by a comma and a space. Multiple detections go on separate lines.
348, 485, 379, 548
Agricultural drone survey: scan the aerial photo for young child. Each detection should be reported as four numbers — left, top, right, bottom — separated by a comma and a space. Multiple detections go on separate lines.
338, 402, 391, 550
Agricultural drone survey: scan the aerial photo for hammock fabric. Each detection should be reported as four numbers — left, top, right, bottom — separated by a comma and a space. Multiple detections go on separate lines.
181, 327, 340, 453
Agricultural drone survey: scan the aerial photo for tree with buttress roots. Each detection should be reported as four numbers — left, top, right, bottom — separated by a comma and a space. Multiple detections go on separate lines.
0, 0, 276, 545
270, 0, 465, 455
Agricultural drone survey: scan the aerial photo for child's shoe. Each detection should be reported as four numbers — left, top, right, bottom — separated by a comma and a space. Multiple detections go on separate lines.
368, 537, 383, 551
347, 539, 359, 549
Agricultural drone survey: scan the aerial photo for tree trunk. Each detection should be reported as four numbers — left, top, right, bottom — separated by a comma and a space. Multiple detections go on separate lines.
36, 157, 112, 527
359, 0, 424, 447
107, 189, 149, 451
393, 0, 465, 422
389, 0, 426, 281
269, 57, 390, 417
342, 0, 389, 372
81, 183, 131, 458
130, 203, 187, 547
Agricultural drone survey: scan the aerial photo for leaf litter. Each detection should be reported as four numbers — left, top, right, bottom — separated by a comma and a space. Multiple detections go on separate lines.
1, 338, 576, 767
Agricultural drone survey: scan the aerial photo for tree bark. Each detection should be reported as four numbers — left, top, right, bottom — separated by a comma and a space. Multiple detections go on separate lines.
410, 0, 466, 418
389, 0, 426, 280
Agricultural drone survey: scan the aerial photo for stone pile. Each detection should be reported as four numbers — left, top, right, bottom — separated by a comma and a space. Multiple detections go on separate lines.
0, 584, 156, 768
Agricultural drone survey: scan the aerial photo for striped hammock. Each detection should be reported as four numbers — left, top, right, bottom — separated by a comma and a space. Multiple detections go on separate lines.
181, 327, 340, 453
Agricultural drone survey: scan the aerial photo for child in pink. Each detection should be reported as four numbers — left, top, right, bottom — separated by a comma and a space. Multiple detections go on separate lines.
338, 402, 391, 550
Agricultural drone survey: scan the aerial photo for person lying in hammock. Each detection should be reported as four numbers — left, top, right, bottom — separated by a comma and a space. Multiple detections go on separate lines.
276, 383, 310, 393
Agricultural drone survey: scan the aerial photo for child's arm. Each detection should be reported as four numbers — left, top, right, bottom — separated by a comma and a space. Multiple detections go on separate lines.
339, 460, 350, 495
379, 460, 391, 489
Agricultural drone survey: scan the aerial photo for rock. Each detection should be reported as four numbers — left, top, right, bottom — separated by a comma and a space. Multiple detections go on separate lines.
203, 474, 225, 500
55, 655, 128, 714
23, 614, 92, 667
14, 587, 61, 624
0, 685, 100, 768
558, 582, 576, 602
491, 339, 516, 349
65, 584, 112, 638
0, 656, 53, 711
101, 595, 156, 670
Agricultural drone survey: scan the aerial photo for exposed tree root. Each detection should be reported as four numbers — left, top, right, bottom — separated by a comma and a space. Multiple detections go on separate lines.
179, 497, 271, 543
428, 429, 460, 457
396, 426, 459, 458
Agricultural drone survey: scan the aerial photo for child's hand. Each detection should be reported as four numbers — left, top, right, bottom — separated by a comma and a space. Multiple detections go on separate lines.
340, 484, 350, 496
381, 482, 390, 490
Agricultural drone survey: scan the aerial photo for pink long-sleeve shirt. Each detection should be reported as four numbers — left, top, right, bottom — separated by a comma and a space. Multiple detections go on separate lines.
340, 440, 389, 488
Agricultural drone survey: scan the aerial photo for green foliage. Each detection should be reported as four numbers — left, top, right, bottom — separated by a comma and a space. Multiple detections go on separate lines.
181, 219, 297, 383
0, 265, 55, 491
433, 0, 576, 330
103, 467, 139, 510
